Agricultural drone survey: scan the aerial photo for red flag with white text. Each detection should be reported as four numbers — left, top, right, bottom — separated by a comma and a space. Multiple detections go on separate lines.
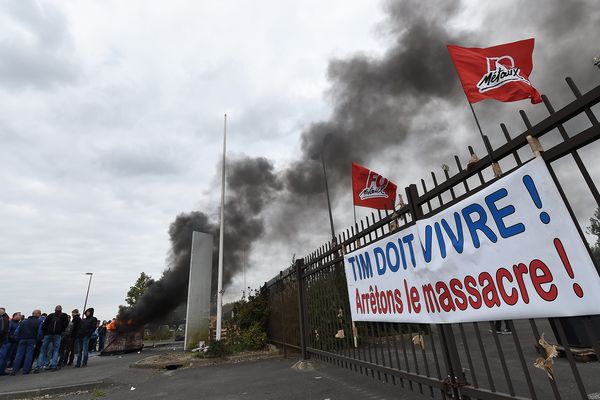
352, 162, 397, 210
447, 38, 542, 104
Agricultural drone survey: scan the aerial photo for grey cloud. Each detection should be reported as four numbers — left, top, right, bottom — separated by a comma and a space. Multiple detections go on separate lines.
0, 1, 80, 89
97, 147, 184, 177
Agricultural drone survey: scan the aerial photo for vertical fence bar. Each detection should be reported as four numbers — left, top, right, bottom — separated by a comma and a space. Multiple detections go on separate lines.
296, 257, 307, 360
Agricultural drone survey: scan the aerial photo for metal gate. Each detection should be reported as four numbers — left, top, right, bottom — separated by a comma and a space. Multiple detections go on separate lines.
264, 76, 600, 400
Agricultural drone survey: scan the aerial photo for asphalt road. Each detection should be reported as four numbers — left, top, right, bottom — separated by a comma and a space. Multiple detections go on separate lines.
60, 358, 424, 400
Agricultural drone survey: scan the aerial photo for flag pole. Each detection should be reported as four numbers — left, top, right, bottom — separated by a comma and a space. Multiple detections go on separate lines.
350, 165, 357, 225
216, 113, 227, 341
467, 102, 502, 177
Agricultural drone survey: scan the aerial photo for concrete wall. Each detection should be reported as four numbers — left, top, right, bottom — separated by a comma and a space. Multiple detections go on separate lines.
184, 231, 213, 350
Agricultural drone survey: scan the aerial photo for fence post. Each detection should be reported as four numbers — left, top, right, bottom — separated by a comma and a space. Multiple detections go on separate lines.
279, 271, 287, 359
295, 257, 308, 360
405, 184, 469, 398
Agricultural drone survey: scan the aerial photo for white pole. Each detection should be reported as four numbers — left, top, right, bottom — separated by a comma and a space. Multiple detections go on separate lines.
243, 247, 246, 299
216, 113, 227, 341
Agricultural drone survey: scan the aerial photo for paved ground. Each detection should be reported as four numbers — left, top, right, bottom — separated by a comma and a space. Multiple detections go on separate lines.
0, 349, 428, 400
61, 358, 423, 400
0, 351, 147, 397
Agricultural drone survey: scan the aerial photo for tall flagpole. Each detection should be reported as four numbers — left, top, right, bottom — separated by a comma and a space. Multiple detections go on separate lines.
351, 168, 357, 225
216, 114, 227, 341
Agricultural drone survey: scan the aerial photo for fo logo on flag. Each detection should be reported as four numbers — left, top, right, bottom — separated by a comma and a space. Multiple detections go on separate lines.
359, 172, 391, 200
352, 162, 397, 210
477, 55, 531, 93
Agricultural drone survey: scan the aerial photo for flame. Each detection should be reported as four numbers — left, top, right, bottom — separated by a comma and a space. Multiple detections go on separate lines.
107, 318, 136, 332
107, 319, 120, 331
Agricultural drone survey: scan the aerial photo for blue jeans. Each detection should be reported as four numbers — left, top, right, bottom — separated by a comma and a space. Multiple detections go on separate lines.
11, 339, 36, 375
75, 337, 90, 367
37, 334, 62, 370
0, 341, 16, 375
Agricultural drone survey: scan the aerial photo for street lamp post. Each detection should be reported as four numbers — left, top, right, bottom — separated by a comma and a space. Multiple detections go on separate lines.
312, 134, 337, 244
83, 272, 93, 312
320, 151, 336, 242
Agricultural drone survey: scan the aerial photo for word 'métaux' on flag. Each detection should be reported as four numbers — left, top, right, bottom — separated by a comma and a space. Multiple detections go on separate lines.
352, 162, 397, 210
447, 38, 542, 104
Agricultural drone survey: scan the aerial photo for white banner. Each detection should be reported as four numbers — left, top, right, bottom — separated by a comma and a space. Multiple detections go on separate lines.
344, 157, 600, 323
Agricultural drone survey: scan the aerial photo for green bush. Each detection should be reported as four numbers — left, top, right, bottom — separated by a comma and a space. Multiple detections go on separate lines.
205, 340, 233, 358
232, 290, 270, 331
238, 322, 267, 351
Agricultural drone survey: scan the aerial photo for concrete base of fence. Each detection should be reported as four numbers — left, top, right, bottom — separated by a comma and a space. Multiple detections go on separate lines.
291, 360, 316, 371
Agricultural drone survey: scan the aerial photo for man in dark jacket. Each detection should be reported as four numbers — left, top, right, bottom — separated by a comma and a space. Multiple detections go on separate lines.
58, 314, 72, 366
35, 305, 69, 372
62, 309, 81, 366
97, 321, 107, 352
11, 310, 42, 375
0, 308, 9, 347
0, 312, 21, 375
75, 308, 97, 367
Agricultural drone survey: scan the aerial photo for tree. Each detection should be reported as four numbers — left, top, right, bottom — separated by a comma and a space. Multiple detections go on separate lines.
125, 272, 154, 307
588, 208, 600, 263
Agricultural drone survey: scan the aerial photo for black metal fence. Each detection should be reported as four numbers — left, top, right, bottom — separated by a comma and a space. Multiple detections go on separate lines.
264, 76, 600, 400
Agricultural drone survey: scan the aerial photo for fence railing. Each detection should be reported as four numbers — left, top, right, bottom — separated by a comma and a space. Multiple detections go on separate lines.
263, 76, 600, 400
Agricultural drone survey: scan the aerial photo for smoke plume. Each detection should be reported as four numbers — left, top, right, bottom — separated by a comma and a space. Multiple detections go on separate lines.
120, 156, 282, 325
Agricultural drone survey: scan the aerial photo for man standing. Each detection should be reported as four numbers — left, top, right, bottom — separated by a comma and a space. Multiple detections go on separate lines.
0, 308, 9, 347
32, 312, 47, 368
62, 309, 81, 366
35, 305, 69, 372
0, 312, 21, 375
75, 308, 97, 368
98, 321, 107, 353
11, 310, 42, 375
57, 314, 71, 367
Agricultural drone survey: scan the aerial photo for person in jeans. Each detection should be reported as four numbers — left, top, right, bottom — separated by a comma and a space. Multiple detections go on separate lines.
35, 305, 69, 372
11, 310, 42, 375
32, 312, 47, 368
0, 312, 21, 375
75, 308, 97, 368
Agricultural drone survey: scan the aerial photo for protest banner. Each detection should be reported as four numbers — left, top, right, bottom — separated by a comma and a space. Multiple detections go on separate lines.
344, 157, 600, 323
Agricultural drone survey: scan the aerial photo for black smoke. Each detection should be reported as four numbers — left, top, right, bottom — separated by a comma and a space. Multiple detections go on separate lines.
119, 156, 282, 326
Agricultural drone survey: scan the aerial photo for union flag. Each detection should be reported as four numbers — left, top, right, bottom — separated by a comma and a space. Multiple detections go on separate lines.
447, 38, 542, 104
352, 162, 397, 210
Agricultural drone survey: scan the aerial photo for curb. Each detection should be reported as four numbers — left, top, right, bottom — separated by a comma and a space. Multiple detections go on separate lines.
0, 380, 104, 400
143, 341, 184, 349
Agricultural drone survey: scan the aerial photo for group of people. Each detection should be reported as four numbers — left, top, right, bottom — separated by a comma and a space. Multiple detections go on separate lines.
0, 305, 108, 376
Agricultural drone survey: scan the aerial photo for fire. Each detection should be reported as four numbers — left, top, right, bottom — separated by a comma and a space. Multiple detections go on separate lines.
107, 318, 135, 331
107, 319, 120, 331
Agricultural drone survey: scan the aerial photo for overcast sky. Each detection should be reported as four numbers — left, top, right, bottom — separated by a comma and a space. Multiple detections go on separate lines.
1, 0, 599, 321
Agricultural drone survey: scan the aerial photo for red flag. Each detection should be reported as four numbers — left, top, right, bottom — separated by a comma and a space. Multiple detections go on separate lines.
447, 38, 542, 104
352, 162, 397, 210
